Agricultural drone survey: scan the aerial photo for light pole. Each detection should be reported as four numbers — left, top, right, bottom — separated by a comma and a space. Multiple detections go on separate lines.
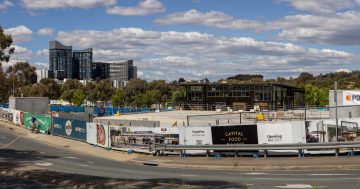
334, 81, 338, 142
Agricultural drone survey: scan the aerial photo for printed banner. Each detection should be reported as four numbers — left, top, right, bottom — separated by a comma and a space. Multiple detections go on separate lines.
24, 113, 51, 133
53, 117, 87, 141
178, 126, 212, 154
86, 123, 110, 148
343, 90, 360, 106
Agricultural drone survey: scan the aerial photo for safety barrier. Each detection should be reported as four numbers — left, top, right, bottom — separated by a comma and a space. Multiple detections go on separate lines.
152, 142, 360, 158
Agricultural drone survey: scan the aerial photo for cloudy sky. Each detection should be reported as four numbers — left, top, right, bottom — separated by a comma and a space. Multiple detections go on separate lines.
1, 0, 360, 81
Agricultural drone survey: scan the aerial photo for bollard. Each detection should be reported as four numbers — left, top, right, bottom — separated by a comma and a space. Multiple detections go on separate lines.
298, 149, 303, 158
335, 148, 339, 157
264, 150, 268, 158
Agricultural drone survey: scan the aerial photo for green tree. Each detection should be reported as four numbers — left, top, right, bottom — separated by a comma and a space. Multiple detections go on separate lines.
111, 89, 126, 107
84, 82, 97, 103
93, 79, 114, 102
72, 89, 86, 106
61, 79, 83, 102
133, 93, 147, 107
0, 25, 14, 67
39, 78, 61, 99
124, 78, 147, 103
6, 62, 37, 87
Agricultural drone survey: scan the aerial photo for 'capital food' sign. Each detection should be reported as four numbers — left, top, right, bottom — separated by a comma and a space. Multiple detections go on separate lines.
211, 125, 258, 145
343, 91, 360, 106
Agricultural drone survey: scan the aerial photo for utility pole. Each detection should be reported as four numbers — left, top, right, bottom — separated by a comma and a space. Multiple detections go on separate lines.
334, 81, 338, 142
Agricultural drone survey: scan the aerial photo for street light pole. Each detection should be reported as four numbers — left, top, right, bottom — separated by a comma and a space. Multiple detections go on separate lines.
334, 81, 338, 142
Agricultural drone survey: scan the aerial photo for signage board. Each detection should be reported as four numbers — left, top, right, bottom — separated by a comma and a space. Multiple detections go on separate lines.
343, 90, 360, 106
211, 125, 258, 145
53, 117, 87, 141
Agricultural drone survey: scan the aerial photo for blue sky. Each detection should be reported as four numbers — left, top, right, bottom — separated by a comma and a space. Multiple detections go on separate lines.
1, 0, 360, 81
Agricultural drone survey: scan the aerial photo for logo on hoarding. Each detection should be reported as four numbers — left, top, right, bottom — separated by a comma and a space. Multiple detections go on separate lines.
97, 124, 106, 145
75, 127, 86, 133
65, 120, 72, 136
343, 91, 360, 105
54, 124, 62, 129
267, 135, 283, 143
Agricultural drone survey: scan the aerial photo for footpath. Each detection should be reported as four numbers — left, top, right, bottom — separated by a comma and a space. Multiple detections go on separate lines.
2, 121, 360, 171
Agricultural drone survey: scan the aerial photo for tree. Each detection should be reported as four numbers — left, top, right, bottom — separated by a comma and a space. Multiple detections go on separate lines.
39, 78, 61, 99
93, 79, 114, 102
84, 82, 97, 103
124, 78, 147, 103
6, 62, 37, 87
148, 80, 171, 103
61, 79, 83, 102
0, 25, 14, 67
133, 93, 147, 107
72, 89, 85, 106
111, 89, 126, 107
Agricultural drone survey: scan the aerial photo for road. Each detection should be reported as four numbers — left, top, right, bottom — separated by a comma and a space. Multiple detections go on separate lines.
1, 124, 360, 188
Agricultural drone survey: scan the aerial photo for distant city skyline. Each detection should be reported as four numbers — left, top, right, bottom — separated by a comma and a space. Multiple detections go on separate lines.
1, 0, 360, 81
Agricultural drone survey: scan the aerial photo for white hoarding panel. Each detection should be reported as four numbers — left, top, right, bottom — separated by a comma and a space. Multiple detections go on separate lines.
179, 126, 212, 154
153, 127, 179, 135
12, 109, 21, 125
86, 123, 110, 148
343, 90, 360, 106
257, 121, 306, 144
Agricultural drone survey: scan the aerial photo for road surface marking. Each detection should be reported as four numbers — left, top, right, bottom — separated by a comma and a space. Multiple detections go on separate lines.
244, 172, 268, 175
64, 156, 79, 159
179, 174, 197, 177
311, 174, 351, 176
0, 135, 21, 149
87, 161, 94, 164
275, 184, 325, 188
79, 164, 89, 167
35, 162, 53, 166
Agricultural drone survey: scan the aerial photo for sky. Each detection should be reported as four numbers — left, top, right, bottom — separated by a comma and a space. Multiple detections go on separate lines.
1, 0, 360, 81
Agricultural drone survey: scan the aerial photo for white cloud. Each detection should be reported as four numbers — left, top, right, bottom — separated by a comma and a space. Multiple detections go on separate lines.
3, 45, 33, 70
4, 25, 33, 43
155, 9, 261, 30
280, 0, 358, 15
55, 27, 354, 81
35, 49, 49, 57
157, 9, 360, 45
106, 0, 165, 16
21, 0, 116, 9
336, 68, 351, 73
0, 0, 13, 11
37, 28, 54, 36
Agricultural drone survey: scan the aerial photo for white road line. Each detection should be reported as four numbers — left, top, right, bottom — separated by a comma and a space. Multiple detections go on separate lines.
311, 174, 351, 176
87, 161, 94, 164
179, 174, 197, 177
79, 164, 88, 167
275, 184, 327, 188
244, 172, 268, 175
64, 156, 79, 159
35, 162, 53, 166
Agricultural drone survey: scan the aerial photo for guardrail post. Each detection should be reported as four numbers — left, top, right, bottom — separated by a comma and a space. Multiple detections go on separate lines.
206, 150, 210, 157
264, 150, 268, 158
180, 150, 184, 158
335, 148, 339, 157
298, 149, 303, 158
234, 150, 238, 158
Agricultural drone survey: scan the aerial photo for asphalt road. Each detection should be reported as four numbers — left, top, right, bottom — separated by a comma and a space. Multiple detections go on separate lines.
1, 125, 360, 189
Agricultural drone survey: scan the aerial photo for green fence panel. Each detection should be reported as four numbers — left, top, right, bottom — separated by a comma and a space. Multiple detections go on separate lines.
23, 112, 51, 133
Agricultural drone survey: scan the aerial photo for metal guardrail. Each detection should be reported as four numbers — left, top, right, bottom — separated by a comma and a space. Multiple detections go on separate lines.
151, 142, 360, 158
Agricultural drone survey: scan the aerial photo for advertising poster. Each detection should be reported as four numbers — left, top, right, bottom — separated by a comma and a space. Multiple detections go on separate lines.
110, 126, 167, 149
24, 113, 51, 133
257, 121, 306, 144
53, 117, 87, 141
342, 90, 360, 106
178, 126, 212, 154
211, 125, 258, 145
86, 123, 110, 148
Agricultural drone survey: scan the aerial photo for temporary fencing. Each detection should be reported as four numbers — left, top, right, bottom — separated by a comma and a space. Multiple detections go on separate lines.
53, 117, 87, 141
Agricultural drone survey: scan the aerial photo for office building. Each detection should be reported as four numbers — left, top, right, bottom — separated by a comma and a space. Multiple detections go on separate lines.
35, 69, 49, 83
49, 41, 72, 80
92, 62, 110, 80
181, 83, 305, 110
109, 60, 137, 87
73, 48, 93, 80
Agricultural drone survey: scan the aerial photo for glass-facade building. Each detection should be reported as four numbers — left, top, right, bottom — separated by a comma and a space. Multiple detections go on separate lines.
181, 83, 305, 110
49, 41, 72, 80
73, 48, 93, 80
